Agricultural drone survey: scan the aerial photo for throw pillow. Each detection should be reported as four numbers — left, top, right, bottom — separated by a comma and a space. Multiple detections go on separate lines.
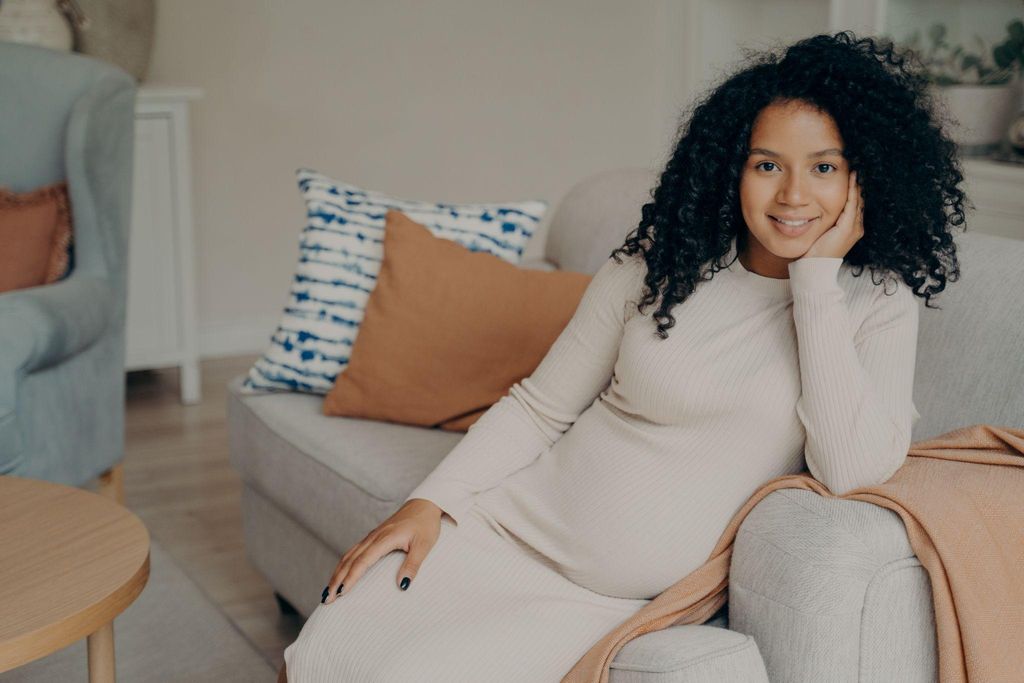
242, 169, 547, 394
0, 182, 72, 293
323, 210, 591, 431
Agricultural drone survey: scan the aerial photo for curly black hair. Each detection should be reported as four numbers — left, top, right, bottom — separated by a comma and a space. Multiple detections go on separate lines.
610, 31, 967, 340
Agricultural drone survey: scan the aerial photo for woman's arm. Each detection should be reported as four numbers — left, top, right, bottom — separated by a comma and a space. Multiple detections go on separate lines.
403, 254, 645, 525
788, 257, 921, 495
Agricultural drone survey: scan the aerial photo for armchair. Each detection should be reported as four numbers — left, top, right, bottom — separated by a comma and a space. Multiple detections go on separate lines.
0, 42, 136, 501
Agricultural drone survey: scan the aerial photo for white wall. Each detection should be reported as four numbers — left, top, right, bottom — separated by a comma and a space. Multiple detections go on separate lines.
146, 0, 689, 357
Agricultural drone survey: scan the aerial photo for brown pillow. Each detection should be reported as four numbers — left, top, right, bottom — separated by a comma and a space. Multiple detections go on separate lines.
0, 182, 72, 293
323, 210, 592, 431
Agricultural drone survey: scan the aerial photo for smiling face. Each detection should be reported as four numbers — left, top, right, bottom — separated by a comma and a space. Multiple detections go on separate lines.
738, 99, 850, 278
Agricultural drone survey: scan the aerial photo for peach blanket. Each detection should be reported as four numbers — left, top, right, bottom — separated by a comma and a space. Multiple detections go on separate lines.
563, 424, 1024, 683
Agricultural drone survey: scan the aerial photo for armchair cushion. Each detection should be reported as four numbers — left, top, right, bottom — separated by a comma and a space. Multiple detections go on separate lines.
0, 181, 72, 291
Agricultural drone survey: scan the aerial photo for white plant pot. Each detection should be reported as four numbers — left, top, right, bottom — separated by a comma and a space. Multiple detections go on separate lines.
932, 82, 1020, 152
0, 0, 73, 51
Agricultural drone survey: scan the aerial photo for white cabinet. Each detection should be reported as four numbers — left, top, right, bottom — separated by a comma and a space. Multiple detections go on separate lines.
125, 86, 202, 404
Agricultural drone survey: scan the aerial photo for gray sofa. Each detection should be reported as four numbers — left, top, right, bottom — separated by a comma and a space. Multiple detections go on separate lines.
228, 167, 1024, 682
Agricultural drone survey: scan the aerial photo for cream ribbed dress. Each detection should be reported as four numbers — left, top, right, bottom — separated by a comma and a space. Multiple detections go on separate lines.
284, 235, 921, 682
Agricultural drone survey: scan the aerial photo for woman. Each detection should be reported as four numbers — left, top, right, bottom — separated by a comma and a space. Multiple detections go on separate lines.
281, 31, 964, 682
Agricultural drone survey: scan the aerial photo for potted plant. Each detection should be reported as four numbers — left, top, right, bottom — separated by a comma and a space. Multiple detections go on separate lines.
900, 20, 1024, 153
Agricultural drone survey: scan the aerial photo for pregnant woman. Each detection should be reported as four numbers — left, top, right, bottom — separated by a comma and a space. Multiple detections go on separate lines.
280, 31, 964, 682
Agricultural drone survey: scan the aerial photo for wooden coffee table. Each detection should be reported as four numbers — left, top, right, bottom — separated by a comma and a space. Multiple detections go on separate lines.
0, 475, 150, 682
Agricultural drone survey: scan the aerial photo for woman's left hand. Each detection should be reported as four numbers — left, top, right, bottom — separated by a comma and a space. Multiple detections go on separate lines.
801, 170, 864, 259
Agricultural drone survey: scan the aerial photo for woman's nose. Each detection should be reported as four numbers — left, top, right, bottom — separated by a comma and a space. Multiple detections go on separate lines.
777, 174, 809, 206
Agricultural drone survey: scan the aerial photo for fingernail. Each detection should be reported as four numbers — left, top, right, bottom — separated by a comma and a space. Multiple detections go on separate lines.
321, 586, 329, 603
336, 583, 344, 595
400, 576, 410, 590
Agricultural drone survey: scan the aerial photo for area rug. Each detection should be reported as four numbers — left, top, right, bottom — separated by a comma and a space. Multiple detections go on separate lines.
0, 539, 275, 682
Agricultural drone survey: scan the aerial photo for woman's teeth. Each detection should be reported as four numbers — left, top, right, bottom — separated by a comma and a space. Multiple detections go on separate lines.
770, 215, 817, 235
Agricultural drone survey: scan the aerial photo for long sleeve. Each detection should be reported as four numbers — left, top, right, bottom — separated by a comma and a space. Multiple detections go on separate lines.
788, 257, 921, 495
403, 254, 645, 525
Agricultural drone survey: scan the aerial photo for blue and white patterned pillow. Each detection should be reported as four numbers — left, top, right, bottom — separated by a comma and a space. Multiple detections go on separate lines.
241, 169, 547, 394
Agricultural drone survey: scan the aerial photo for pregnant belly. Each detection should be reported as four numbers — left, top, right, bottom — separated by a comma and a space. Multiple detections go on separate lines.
483, 403, 738, 600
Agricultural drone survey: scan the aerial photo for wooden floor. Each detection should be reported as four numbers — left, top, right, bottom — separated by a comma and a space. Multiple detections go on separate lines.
118, 355, 303, 671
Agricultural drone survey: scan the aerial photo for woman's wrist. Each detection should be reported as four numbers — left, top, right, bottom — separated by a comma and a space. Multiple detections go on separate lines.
404, 497, 443, 517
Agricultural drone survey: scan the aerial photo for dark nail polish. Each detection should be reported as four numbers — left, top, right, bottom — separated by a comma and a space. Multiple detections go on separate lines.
336, 583, 344, 595
400, 576, 410, 590
321, 586, 329, 603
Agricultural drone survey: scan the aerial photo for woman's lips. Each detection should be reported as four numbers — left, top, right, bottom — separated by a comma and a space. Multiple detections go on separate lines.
769, 215, 818, 237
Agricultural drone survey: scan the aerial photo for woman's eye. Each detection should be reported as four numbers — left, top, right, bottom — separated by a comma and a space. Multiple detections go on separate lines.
754, 161, 836, 174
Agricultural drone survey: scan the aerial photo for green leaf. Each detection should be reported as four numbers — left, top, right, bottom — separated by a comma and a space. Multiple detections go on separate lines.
1008, 19, 1024, 43
994, 43, 1015, 68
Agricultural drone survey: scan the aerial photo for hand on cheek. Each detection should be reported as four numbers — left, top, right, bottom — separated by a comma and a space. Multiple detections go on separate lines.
802, 170, 865, 260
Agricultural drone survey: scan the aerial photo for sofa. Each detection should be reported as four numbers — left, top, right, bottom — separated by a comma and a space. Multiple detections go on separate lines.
228, 167, 1024, 682
0, 42, 136, 501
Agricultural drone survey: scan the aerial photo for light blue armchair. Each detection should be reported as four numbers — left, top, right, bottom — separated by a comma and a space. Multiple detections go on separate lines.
0, 42, 136, 500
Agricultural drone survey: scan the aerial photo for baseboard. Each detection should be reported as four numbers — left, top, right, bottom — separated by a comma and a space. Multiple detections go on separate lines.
199, 315, 279, 359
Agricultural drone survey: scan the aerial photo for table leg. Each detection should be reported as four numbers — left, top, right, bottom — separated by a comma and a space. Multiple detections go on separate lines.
87, 622, 115, 683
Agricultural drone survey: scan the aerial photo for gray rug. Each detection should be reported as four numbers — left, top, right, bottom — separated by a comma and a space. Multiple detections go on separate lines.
0, 540, 276, 682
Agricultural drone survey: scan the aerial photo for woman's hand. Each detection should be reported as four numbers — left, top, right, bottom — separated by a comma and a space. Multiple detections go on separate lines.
802, 170, 865, 260
322, 498, 444, 604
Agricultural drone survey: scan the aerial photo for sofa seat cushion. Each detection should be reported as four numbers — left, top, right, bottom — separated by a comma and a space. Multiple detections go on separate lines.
227, 374, 463, 552
608, 623, 768, 682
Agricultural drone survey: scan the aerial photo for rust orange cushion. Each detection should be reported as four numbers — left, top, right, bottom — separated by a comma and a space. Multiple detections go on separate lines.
0, 182, 72, 293
323, 210, 592, 431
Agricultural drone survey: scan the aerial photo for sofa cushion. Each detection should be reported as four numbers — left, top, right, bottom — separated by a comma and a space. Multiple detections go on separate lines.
241, 169, 547, 395
909, 231, 1024, 441
323, 210, 590, 432
609, 623, 768, 682
544, 167, 658, 274
227, 374, 463, 551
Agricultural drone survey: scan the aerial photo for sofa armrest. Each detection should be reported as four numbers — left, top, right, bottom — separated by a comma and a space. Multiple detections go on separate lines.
608, 623, 768, 682
0, 274, 113, 375
728, 489, 937, 683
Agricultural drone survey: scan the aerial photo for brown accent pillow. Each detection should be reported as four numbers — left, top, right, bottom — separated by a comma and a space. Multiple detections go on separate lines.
0, 182, 72, 293
323, 210, 592, 431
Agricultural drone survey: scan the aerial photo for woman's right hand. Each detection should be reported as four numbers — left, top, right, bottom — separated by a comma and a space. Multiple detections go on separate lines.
322, 498, 446, 604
